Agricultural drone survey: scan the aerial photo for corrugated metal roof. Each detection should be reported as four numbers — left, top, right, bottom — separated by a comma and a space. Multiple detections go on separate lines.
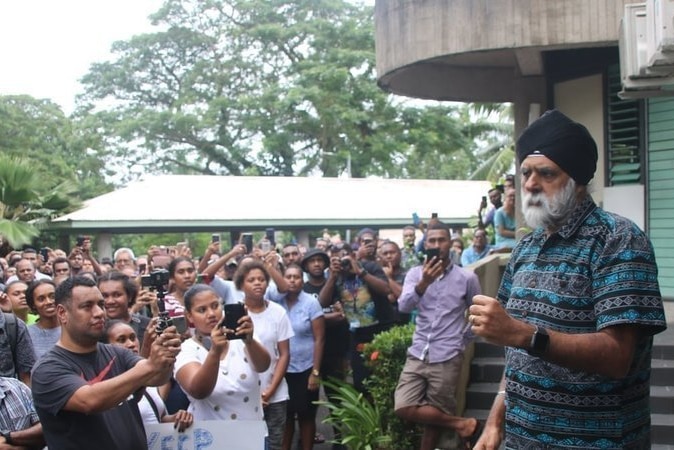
48, 175, 492, 233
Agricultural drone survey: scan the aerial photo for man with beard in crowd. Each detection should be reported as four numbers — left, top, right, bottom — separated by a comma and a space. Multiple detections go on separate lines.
470, 110, 667, 450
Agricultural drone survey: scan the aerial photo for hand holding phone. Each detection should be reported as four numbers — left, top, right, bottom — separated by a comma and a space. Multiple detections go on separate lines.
223, 303, 246, 340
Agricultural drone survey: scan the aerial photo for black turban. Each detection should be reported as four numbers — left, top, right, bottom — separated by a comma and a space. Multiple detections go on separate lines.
516, 110, 598, 185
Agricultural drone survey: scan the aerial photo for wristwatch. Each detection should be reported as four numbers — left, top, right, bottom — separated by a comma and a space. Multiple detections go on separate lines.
311, 369, 320, 377
1, 431, 13, 445
527, 326, 550, 357
358, 267, 368, 278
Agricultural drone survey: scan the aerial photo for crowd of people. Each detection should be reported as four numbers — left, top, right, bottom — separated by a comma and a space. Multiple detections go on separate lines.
0, 215, 470, 449
0, 110, 667, 450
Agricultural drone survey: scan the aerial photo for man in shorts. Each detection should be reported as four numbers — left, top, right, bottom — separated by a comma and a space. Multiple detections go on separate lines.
394, 222, 482, 450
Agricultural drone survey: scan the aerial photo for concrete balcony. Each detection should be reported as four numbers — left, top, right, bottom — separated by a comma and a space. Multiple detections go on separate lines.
374, 0, 641, 103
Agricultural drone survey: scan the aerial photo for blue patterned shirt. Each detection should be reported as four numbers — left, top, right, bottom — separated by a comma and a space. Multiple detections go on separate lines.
498, 195, 666, 449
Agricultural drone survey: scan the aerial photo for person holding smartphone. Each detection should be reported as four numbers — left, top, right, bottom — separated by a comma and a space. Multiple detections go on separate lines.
174, 284, 270, 421
394, 221, 482, 450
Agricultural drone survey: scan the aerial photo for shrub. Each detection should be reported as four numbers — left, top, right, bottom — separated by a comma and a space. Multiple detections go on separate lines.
316, 378, 392, 450
363, 323, 422, 450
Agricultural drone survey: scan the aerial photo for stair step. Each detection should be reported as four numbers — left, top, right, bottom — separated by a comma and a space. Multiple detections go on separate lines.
470, 357, 505, 383
651, 385, 674, 414
473, 339, 505, 358
651, 358, 674, 386
466, 382, 501, 410
652, 413, 674, 446
463, 408, 491, 421
652, 339, 674, 359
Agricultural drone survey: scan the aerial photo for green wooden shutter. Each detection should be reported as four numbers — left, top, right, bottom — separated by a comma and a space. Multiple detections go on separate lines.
648, 97, 674, 299
607, 65, 644, 185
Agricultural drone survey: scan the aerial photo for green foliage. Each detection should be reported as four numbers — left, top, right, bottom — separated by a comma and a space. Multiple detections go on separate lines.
316, 378, 392, 450
362, 323, 421, 450
76, 0, 513, 182
0, 95, 111, 200
0, 155, 80, 248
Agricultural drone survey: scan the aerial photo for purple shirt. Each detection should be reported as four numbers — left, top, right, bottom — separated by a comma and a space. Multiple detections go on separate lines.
399, 264, 481, 363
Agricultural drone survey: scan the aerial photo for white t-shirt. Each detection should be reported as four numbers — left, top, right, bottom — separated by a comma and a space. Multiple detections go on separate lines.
174, 338, 263, 420
247, 301, 294, 404
138, 386, 167, 424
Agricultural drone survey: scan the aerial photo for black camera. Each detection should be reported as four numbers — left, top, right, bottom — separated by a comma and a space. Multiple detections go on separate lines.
341, 258, 351, 271
141, 269, 170, 290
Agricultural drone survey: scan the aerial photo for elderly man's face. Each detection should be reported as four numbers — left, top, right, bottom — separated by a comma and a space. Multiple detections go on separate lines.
521, 156, 571, 199
521, 155, 578, 229
16, 260, 35, 282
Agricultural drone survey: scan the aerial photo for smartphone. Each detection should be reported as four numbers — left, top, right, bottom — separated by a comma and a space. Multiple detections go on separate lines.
265, 227, 275, 245
76, 236, 85, 247
39, 247, 50, 262
260, 240, 271, 252
172, 315, 188, 334
223, 303, 246, 340
412, 212, 420, 226
211, 233, 220, 244
138, 263, 147, 274
426, 248, 440, 261
431, 212, 438, 219
241, 233, 253, 254
482, 195, 487, 204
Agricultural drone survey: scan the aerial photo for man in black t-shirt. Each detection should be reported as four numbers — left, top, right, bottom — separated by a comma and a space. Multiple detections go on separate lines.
32, 276, 181, 450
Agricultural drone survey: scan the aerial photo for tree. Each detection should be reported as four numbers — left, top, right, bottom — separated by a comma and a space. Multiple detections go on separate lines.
77, 0, 512, 181
0, 156, 79, 249
0, 95, 111, 199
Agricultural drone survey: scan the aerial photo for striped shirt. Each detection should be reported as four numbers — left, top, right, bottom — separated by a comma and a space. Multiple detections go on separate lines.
0, 377, 39, 434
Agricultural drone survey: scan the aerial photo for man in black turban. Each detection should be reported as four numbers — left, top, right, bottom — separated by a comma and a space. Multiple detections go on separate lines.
468, 110, 667, 450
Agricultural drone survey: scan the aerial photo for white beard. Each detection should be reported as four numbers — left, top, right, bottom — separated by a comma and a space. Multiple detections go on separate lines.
522, 178, 578, 230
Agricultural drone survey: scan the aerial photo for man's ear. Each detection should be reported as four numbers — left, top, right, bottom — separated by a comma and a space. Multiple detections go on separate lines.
56, 303, 68, 325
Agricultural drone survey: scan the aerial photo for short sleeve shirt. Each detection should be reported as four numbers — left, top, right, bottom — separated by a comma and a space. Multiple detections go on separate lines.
498, 196, 666, 449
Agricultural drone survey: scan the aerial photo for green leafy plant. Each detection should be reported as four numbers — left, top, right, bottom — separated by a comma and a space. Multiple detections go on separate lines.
316, 378, 392, 450
363, 323, 422, 450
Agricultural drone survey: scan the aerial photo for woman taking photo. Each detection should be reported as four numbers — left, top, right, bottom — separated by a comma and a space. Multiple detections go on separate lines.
174, 284, 270, 420
272, 264, 325, 450
235, 260, 293, 450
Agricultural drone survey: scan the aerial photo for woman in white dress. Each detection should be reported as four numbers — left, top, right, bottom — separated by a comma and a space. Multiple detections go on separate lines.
174, 284, 270, 420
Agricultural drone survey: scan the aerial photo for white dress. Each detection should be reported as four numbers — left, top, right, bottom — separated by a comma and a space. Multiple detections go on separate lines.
174, 338, 263, 420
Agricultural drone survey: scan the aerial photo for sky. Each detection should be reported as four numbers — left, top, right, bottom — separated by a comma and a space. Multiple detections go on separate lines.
0, 0, 163, 114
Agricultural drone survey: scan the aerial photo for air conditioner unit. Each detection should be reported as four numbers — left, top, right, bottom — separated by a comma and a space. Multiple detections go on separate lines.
619, 2, 674, 98
647, 0, 674, 69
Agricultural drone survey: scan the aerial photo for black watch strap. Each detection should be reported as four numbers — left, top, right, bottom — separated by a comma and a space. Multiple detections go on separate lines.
527, 325, 550, 357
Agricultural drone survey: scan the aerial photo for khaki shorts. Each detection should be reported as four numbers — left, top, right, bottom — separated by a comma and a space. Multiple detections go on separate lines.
394, 353, 463, 416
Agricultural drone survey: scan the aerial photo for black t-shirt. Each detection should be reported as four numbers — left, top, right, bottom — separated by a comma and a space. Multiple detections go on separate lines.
32, 343, 146, 450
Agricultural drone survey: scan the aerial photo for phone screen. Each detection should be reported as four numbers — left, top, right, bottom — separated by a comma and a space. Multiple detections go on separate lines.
241, 234, 253, 254
172, 315, 188, 334
426, 248, 440, 261
223, 303, 246, 340
212, 234, 220, 243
